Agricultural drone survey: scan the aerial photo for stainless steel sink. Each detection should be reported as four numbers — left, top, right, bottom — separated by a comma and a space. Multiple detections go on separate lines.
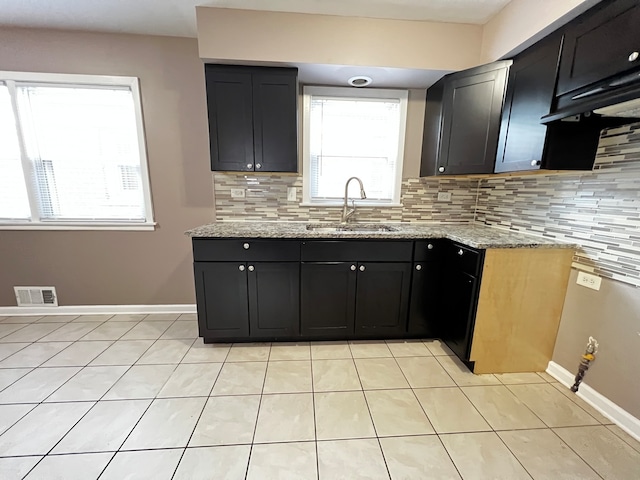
305, 224, 398, 233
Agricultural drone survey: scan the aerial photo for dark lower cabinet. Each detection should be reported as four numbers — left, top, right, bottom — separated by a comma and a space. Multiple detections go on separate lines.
195, 261, 299, 341
300, 262, 356, 337
355, 262, 411, 336
248, 262, 300, 338
194, 262, 250, 339
407, 262, 440, 337
440, 243, 484, 365
300, 261, 411, 338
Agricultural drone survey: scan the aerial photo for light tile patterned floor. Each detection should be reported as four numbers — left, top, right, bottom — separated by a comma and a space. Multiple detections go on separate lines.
0, 314, 639, 479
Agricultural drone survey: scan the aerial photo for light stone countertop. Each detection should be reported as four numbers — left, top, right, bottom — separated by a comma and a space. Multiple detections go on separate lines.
186, 222, 576, 250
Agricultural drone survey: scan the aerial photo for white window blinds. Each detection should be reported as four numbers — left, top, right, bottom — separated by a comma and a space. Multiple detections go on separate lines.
305, 88, 407, 204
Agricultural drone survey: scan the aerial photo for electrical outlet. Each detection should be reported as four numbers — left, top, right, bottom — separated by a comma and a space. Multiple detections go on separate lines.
437, 191, 452, 201
287, 187, 297, 202
230, 188, 245, 199
576, 271, 602, 291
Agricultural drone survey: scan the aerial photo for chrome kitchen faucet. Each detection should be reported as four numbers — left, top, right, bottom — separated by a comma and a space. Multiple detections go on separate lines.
341, 177, 367, 223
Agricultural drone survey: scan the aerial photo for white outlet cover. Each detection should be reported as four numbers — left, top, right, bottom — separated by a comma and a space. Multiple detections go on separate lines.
437, 192, 452, 201
230, 188, 245, 199
576, 271, 602, 291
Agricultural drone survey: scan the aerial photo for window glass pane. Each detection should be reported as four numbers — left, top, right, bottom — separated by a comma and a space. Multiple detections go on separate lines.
309, 96, 401, 201
17, 85, 146, 221
0, 84, 31, 219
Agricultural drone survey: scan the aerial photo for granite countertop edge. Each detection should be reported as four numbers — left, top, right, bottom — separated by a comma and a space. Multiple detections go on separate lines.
185, 222, 577, 250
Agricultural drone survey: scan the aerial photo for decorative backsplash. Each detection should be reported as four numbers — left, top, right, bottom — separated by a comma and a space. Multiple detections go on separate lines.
213, 173, 478, 223
475, 123, 640, 287
212, 123, 640, 287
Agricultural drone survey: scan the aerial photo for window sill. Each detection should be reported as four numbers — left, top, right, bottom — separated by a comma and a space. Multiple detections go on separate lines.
299, 202, 404, 208
0, 222, 157, 231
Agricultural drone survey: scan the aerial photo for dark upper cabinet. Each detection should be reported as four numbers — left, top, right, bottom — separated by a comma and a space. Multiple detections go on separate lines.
205, 65, 298, 173
556, 0, 640, 97
495, 34, 563, 173
420, 61, 511, 176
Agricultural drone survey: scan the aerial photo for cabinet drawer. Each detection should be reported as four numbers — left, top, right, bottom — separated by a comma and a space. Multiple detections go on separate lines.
193, 239, 300, 262
450, 243, 483, 276
413, 240, 444, 262
301, 241, 413, 262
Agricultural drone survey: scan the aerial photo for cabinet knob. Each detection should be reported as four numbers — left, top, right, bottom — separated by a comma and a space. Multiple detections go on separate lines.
427, 243, 434, 250
359, 265, 366, 272
248, 265, 255, 272
238, 265, 245, 272
246, 163, 253, 169
438, 166, 445, 173
350, 264, 356, 271
415, 264, 422, 271
629, 51, 639, 62
243, 243, 250, 250
256, 163, 262, 169
457, 249, 464, 256
530, 160, 541, 167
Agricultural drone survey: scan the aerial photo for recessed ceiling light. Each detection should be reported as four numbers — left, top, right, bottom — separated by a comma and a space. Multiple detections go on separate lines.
348, 75, 373, 87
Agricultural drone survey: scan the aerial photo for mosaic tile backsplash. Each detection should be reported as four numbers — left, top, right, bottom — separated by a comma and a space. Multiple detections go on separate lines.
213, 174, 478, 224
212, 123, 640, 287
476, 123, 640, 287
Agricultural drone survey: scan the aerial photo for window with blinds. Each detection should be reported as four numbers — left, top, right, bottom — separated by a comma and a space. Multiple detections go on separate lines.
0, 72, 153, 229
303, 86, 408, 205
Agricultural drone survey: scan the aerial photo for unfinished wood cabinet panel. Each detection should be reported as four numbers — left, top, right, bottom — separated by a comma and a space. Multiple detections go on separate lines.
470, 248, 574, 374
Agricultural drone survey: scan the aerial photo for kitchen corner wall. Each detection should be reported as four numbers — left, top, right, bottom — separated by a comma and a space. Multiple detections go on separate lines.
474, 123, 640, 419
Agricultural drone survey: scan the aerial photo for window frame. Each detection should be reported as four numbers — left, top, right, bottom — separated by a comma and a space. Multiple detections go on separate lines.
301, 85, 408, 207
0, 71, 155, 231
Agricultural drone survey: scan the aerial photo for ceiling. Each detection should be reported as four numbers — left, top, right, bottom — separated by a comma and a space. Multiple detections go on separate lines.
0, 0, 513, 38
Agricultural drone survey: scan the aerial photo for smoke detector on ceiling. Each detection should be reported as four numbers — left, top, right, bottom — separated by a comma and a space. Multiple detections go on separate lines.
348, 76, 373, 87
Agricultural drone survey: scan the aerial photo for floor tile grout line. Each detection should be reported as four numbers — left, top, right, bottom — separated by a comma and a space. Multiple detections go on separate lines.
434, 433, 466, 479
308, 350, 320, 480
243, 342, 272, 480
492, 427, 536, 479
547, 426, 606, 480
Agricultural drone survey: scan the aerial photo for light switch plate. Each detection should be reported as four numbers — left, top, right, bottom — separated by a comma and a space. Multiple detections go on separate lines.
230, 188, 245, 199
437, 191, 452, 201
576, 271, 601, 291
287, 187, 297, 202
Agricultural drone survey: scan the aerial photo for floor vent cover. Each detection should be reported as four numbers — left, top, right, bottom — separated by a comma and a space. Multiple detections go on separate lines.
14, 286, 58, 307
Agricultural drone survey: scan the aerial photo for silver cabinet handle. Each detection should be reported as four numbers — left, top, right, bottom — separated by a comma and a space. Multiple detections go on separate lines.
359, 265, 366, 272
248, 265, 255, 272
629, 51, 639, 62
246, 163, 253, 169
243, 243, 250, 250
256, 163, 262, 169
427, 243, 434, 250
530, 160, 541, 166
350, 264, 356, 271
457, 249, 464, 256
238, 265, 245, 272
438, 166, 445, 173
416, 264, 422, 271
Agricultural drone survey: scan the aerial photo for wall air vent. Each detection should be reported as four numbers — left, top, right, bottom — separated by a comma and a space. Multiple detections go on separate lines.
13, 286, 58, 307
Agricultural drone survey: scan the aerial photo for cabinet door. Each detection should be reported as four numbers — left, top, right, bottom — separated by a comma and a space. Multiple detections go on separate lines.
438, 65, 509, 175
556, 0, 640, 96
441, 270, 478, 361
495, 35, 562, 173
194, 262, 249, 340
355, 262, 411, 336
248, 262, 300, 338
253, 71, 298, 173
408, 261, 441, 337
300, 262, 356, 337
205, 67, 255, 172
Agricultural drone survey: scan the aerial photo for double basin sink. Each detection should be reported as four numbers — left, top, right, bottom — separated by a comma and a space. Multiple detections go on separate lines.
305, 223, 399, 234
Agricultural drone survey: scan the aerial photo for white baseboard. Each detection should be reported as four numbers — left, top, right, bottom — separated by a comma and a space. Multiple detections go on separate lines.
0, 304, 197, 316
547, 361, 640, 442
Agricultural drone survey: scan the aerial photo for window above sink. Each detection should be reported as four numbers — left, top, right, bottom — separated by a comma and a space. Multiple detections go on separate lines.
301, 86, 408, 207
